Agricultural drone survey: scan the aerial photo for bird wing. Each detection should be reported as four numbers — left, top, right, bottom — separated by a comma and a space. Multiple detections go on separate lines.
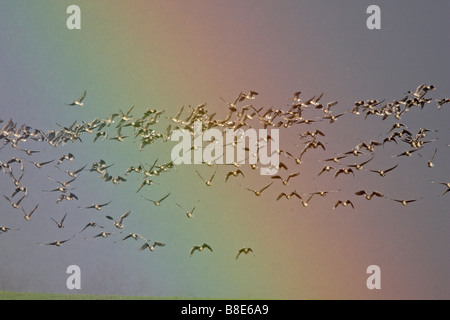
195, 170, 205, 182
139, 243, 150, 251
190, 246, 199, 256
360, 156, 375, 166
203, 243, 213, 252
100, 201, 112, 207
385, 164, 399, 173
79, 90, 87, 102
288, 172, 300, 180
209, 168, 218, 182
118, 211, 131, 224
333, 200, 343, 209
158, 193, 170, 203
73, 165, 87, 174
259, 182, 273, 193
29, 204, 39, 217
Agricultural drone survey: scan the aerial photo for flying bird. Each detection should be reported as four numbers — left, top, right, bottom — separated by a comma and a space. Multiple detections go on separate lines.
195, 168, 217, 186
417, 148, 437, 168
345, 156, 374, 171
106, 211, 131, 229
175, 201, 199, 218
190, 243, 213, 256
276, 191, 302, 201
245, 182, 273, 197
21, 204, 39, 221
225, 169, 245, 182
116, 233, 149, 243
57, 153, 75, 164
334, 168, 355, 178
236, 247, 254, 259
78, 201, 112, 211
37, 238, 73, 247
79, 222, 104, 234
3, 194, 26, 209
271, 172, 300, 185
389, 198, 422, 206
0, 225, 20, 234
141, 193, 170, 206
65, 90, 87, 106
369, 164, 398, 177
139, 241, 166, 252
355, 190, 384, 200
333, 200, 355, 209
27, 159, 54, 169
56, 193, 78, 204
50, 213, 68, 229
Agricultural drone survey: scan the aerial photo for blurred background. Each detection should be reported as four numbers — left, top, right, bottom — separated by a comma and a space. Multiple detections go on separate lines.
0, 0, 449, 299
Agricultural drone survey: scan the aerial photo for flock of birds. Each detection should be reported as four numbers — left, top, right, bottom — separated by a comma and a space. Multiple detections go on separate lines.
1, 84, 449, 261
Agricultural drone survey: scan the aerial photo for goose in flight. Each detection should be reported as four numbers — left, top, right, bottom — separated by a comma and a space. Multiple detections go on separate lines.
57, 153, 75, 164
389, 198, 422, 206
21, 204, 39, 221
78, 200, 112, 211
48, 176, 77, 188
355, 190, 384, 200
27, 159, 54, 169
6, 158, 25, 171
141, 193, 170, 206
0, 225, 20, 234
334, 168, 355, 179
139, 241, 166, 252
56, 193, 78, 204
345, 156, 374, 171
175, 201, 198, 218
289, 91, 302, 102
84, 231, 115, 240
276, 190, 302, 201
225, 169, 245, 182
195, 168, 217, 186
50, 213, 67, 229
106, 210, 131, 229
239, 91, 259, 101
417, 148, 437, 168
271, 172, 300, 185
236, 247, 254, 259
19, 148, 41, 156
65, 90, 86, 106
321, 155, 347, 163
299, 194, 315, 207
392, 149, 421, 158
55, 164, 87, 178
245, 182, 273, 197
38, 237, 73, 247
115, 233, 149, 243
369, 164, 398, 177
136, 179, 158, 193
317, 165, 334, 176
190, 243, 213, 257
333, 200, 355, 209
79, 222, 104, 234
3, 194, 26, 209
298, 129, 325, 139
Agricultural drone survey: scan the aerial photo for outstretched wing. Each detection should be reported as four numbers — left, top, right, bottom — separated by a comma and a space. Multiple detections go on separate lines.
118, 210, 131, 224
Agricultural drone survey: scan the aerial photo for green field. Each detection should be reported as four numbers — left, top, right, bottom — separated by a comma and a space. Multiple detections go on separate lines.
0, 291, 204, 300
